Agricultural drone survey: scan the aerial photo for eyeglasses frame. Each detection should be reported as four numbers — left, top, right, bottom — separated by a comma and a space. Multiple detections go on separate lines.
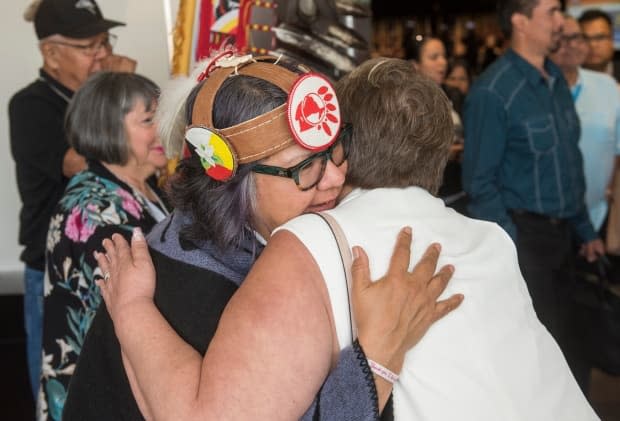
560, 32, 587, 45
252, 124, 352, 191
49, 33, 117, 56
583, 33, 612, 44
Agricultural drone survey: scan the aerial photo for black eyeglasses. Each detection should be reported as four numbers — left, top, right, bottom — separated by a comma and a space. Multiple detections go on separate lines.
50, 34, 117, 56
252, 124, 351, 191
584, 33, 612, 43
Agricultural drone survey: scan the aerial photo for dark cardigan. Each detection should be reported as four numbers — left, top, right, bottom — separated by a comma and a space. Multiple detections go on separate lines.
63, 212, 383, 420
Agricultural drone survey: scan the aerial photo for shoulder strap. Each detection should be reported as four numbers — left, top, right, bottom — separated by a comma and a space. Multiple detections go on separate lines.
314, 212, 358, 340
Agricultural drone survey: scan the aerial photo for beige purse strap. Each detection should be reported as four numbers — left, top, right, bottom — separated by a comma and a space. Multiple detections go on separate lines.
315, 212, 358, 340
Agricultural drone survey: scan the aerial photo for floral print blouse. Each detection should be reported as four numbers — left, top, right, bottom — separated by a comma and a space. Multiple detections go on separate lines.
38, 161, 167, 421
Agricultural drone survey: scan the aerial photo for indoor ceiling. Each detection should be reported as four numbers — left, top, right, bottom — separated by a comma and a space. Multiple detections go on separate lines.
371, 1, 498, 17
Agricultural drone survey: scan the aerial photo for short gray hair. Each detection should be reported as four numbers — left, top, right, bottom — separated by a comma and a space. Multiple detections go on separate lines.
65, 71, 160, 165
170, 73, 291, 251
336, 57, 453, 194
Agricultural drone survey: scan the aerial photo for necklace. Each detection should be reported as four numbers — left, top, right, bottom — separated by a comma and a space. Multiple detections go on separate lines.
131, 185, 170, 223
114, 171, 170, 219
38, 76, 71, 103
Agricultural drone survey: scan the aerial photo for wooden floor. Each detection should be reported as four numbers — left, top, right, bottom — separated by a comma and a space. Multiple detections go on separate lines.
1, 294, 619, 420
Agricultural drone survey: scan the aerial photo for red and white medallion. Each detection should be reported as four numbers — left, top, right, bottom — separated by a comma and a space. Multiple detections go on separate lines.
287, 73, 341, 151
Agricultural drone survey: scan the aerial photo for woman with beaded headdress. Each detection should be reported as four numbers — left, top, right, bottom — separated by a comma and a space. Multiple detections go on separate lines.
63, 52, 461, 420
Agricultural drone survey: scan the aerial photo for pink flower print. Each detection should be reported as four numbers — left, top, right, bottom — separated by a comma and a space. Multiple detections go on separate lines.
65, 207, 96, 243
80, 222, 96, 242
117, 188, 142, 219
65, 208, 82, 242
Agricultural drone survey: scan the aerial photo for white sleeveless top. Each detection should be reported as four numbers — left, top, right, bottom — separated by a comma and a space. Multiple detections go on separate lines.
275, 187, 598, 421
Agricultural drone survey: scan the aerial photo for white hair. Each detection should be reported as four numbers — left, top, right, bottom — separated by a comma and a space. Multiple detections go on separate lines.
24, 0, 43, 22
156, 60, 213, 158
157, 47, 242, 158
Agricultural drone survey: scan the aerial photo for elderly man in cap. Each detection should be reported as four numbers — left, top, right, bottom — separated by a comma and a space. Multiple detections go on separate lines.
8, 0, 136, 402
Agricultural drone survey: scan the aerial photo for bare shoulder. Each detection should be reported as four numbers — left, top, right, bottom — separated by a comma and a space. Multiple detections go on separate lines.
233, 229, 328, 322
201, 230, 334, 419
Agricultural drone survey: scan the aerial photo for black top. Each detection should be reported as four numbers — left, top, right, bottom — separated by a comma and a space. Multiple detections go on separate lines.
441, 84, 464, 118
39, 161, 168, 420
64, 212, 381, 420
63, 247, 239, 420
438, 84, 468, 215
613, 55, 620, 83
8, 69, 73, 269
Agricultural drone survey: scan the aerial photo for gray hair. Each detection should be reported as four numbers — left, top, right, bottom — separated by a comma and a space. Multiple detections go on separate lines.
336, 57, 453, 194
24, 0, 42, 22
169, 71, 292, 251
65, 72, 160, 165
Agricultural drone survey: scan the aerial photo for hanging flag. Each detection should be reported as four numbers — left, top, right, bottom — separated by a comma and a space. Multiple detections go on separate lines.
171, 0, 197, 76
171, 0, 255, 76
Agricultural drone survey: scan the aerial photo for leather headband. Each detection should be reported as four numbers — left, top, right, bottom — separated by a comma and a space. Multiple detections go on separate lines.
190, 58, 301, 163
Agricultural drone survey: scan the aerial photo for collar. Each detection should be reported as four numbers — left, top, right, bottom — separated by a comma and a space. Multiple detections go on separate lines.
86, 160, 134, 193
605, 61, 614, 76
505, 48, 562, 87
149, 211, 262, 286
571, 68, 584, 101
38, 68, 74, 102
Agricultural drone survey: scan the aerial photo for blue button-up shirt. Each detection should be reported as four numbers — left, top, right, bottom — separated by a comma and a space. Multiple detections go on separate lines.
572, 68, 620, 231
463, 49, 596, 242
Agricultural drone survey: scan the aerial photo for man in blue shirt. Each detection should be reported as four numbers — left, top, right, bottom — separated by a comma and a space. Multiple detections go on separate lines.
551, 15, 620, 236
462, 0, 604, 393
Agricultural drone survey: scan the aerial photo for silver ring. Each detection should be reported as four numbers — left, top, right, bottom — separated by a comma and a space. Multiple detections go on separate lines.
104, 271, 111, 282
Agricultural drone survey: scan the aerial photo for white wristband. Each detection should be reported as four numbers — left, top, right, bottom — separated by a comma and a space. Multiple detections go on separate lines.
367, 359, 399, 384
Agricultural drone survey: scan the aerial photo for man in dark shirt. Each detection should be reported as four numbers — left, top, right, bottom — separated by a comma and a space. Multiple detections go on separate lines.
8, 0, 135, 399
463, 0, 604, 394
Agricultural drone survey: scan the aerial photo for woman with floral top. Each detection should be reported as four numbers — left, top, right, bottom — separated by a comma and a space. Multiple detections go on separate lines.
39, 72, 169, 420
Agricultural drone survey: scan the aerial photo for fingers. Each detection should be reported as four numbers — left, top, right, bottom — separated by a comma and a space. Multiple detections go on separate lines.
94, 251, 110, 284
130, 228, 151, 266
410, 242, 441, 282
432, 294, 464, 323
95, 278, 108, 298
110, 233, 132, 267
426, 264, 455, 299
94, 253, 111, 303
351, 246, 372, 291
386, 227, 413, 275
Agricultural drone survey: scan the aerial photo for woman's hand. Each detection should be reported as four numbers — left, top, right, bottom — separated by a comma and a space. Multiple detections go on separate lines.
95, 228, 156, 323
351, 227, 462, 375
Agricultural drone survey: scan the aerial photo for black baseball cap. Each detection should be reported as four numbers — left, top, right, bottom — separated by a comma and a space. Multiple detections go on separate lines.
34, 0, 125, 40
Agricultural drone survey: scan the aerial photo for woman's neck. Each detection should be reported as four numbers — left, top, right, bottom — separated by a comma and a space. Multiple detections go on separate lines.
103, 162, 154, 197
512, 41, 547, 77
